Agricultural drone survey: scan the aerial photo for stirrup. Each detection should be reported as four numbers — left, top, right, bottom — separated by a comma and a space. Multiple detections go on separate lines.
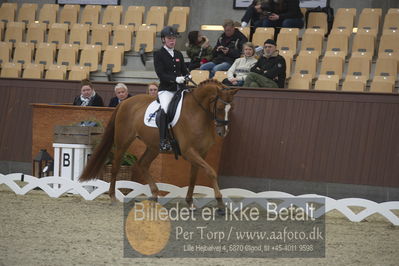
159, 139, 172, 153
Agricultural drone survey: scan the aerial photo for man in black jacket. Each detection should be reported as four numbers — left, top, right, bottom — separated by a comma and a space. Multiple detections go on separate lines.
244, 39, 286, 88
200, 19, 248, 78
154, 26, 189, 152
259, 0, 304, 28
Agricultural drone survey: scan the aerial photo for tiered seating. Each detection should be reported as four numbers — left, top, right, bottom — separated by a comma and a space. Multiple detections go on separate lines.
252, 27, 274, 47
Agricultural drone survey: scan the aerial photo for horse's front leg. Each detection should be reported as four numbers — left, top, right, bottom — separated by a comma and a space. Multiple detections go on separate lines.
138, 147, 160, 201
186, 164, 199, 207
184, 148, 224, 213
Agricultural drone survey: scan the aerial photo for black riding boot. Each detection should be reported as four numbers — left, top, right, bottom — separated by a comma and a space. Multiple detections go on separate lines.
159, 109, 171, 152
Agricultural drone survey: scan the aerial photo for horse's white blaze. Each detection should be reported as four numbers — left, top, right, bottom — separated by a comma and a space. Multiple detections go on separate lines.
224, 104, 231, 132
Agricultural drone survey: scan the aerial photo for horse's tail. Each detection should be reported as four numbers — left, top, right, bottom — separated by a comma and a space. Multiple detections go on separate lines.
79, 107, 118, 182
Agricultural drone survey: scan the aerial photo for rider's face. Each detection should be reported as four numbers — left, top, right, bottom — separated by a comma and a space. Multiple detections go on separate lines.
164, 36, 176, 49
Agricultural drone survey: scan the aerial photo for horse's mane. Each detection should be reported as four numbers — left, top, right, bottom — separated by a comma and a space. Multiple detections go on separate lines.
197, 79, 226, 90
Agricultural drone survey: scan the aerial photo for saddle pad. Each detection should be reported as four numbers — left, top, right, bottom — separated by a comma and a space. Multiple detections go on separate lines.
144, 90, 186, 128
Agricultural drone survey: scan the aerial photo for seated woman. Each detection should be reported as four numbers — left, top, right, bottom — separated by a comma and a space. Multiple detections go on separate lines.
222, 42, 257, 87
147, 82, 159, 97
186, 31, 213, 71
108, 83, 131, 107
73, 79, 104, 107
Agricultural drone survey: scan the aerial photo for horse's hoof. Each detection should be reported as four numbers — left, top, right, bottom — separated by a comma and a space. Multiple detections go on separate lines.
216, 208, 226, 216
148, 196, 158, 202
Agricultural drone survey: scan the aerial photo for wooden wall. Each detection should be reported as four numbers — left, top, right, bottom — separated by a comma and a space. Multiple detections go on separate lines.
1, 78, 399, 187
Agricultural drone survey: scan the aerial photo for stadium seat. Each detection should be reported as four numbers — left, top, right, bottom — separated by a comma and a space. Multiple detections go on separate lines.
134, 25, 156, 53
48, 23, 69, 48
102, 45, 123, 73
288, 75, 312, 90
345, 56, 371, 84
149, 6, 168, 15
59, 4, 79, 28
113, 25, 133, 52
80, 5, 100, 28
383, 13, 399, 31
369, 77, 395, 93
68, 65, 89, 81
69, 24, 89, 49
4, 22, 24, 46
280, 52, 293, 79
171, 6, 190, 16
190, 70, 209, 84
299, 31, 323, 58
79, 44, 100, 72
1, 3, 17, 11
387, 8, 399, 14
35, 43, 56, 70
213, 71, 228, 82
45, 65, 67, 80
319, 56, 344, 80
341, 78, 366, 92
57, 44, 79, 70
373, 57, 397, 83
13, 42, 34, 67
22, 63, 44, 79
26, 22, 46, 46
314, 77, 338, 91
123, 6, 145, 31
293, 54, 318, 79
333, 8, 356, 33
0, 4, 16, 23
91, 24, 112, 50
237, 27, 251, 39
167, 8, 188, 32
0, 41, 12, 65
102, 5, 122, 28
145, 8, 165, 32
252, 27, 274, 47
307, 12, 328, 35
38, 4, 58, 28
378, 34, 399, 61
357, 12, 380, 33
17, 3, 38, 25
277, 29, 298, 55
351, 34, 375, 60
326, 31, 349, 59
360, 8, 382, 19
0, 62, 22, 78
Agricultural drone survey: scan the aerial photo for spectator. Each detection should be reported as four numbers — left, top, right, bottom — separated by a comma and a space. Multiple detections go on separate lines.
186, 31, 213, 71
241, 0, 268, 28
222, 42, 257, 87
259, 0, 304, 29
147, 82, 159, 97
108, 83, 131, 107
73, 79, 104, 107
200, 19, 248, 78
244, 39, 286, 88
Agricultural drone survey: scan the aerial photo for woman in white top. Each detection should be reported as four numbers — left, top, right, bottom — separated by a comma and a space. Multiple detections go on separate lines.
222, 42, 257, 86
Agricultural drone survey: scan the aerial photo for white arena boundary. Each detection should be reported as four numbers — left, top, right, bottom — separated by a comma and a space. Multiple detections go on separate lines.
1, 173, 399, 226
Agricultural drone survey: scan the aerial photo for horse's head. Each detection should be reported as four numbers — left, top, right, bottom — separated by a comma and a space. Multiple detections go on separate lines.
211, 86, 239, 138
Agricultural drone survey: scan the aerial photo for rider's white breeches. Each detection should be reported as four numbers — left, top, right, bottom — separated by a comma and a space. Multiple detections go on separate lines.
158, 90, 175, 113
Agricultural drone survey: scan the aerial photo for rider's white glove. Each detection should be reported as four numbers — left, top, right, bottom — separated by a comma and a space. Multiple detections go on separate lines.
241, 21, 248, 27
176, 76, 185, 84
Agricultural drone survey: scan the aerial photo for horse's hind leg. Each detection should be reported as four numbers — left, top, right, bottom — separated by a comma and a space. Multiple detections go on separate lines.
137, 147, 160, 200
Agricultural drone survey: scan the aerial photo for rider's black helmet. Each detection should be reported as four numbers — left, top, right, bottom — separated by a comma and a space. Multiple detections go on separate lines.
160, 26, 179, 38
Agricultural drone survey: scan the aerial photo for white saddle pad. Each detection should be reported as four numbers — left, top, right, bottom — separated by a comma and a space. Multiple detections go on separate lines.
143, 90, 187, 128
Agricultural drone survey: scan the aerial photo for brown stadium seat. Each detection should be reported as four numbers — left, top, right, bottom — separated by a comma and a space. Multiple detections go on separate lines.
341, 78, 366, 92
38, 4, 58, 28
292, 53, 318, 79
0, 41, 12, 65
237, 27, 250, 39
0, 4, 16, 23
325, 32, 349, 59
145, 8, 165, 32
0, 62, 22, 78
319, 56, 344, 80
68, 65, 89, 81
79, 44, 100, 72
369, 77, 395, 93
57, 44, 79, 70
69, 24, 89, 49
333, 8, 356, 31
35, 43, 56, 70
26, 22, 46, 46
287, 75, 312, 90
360, 8, 382, 19
80, 5, 100, 28
280, 52, 292, 79
387, 8, 399, 14
149, 6, 168, 15
372, 57, 397, 85
45, 65, 67, 80
1, 3, 18, 11
113, 25, 133, 52
314, 77, 339, 91
277, 28, 298, 55
59, 4, 79, 28
213, 71, 228, 82
13, 42, 34, 67
252, 27, 274, 47
299, 31, 323, 58
378, 34, 399, 64
329, 28, 351, 38
346, 56, 371, 81
307, 12, 328, 35
22, 63, 44, 79
357, 11, 380, 34
91, 24, 112, 50
167, 8, 188, 33
48, 23, 69, 48
102, 5, 122, 27
4, 22, 24, 46
123, 6, 145, 31
383, 13, 399, 31
190, 70, 209, 84
134, 25, 156, 53
17, 3, 38, 26
171, 6, 190, 16
102, 45, 124, 73
351, 34, 375, 61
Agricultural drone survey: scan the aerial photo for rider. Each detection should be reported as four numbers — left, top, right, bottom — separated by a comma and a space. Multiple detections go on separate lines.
154, 26, 189, 152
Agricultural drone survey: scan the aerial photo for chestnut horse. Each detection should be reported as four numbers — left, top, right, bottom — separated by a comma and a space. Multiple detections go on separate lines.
79, 80, 239, 210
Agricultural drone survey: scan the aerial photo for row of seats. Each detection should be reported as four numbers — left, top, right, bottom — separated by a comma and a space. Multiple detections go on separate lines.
0, 22, 157, 52
0, 3, 189, 32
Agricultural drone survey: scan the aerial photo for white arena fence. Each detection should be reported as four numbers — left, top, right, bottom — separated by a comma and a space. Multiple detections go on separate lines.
1, 173, 399, 226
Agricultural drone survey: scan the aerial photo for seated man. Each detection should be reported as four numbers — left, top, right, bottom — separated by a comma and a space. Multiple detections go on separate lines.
200, 19, 248, 78
259, 0, 304, 29
108, 83, 131, 107
244, 39, 286, 88
73, 79, 104, 107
